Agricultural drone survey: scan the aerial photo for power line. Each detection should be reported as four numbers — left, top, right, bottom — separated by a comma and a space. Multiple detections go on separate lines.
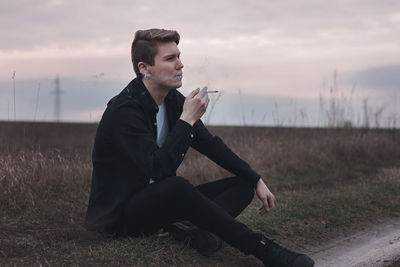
52, 75, 63, 122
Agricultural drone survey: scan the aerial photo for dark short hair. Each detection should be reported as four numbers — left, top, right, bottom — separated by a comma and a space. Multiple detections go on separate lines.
131, 29, 180, 78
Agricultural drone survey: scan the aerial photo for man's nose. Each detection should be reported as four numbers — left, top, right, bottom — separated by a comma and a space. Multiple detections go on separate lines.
176, 58, 184, 69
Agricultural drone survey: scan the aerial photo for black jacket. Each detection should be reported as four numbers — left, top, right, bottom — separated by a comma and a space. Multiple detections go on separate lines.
85, 78, 261, 232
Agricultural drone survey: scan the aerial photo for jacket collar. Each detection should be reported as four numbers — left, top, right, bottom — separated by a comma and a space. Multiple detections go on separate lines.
126, 78, 159, 113
126, 78, 177, 114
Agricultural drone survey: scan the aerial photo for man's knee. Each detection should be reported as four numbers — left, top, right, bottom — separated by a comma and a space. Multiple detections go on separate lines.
234, 176, 255, 203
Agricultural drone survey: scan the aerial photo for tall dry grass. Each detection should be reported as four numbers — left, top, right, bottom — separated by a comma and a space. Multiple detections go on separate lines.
181, 127, 400, 189
0, 121, 399, 266
1, 122, 399, 227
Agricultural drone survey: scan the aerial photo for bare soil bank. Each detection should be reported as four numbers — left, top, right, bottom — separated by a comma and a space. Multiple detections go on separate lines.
310, 218, 400, 267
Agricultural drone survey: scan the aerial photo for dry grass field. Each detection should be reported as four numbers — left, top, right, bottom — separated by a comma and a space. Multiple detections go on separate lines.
1, 121, 399, 266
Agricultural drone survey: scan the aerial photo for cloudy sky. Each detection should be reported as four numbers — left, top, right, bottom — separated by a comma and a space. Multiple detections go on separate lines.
1, 0, 399, 126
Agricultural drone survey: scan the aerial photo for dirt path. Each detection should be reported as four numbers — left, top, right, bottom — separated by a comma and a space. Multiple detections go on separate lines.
310, 218, 400, 266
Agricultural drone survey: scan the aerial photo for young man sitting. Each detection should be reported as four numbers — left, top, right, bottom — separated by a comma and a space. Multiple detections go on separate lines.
85, 28, 314, 267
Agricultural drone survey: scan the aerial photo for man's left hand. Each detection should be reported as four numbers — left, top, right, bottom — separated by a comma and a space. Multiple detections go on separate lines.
256, 178, 275, 215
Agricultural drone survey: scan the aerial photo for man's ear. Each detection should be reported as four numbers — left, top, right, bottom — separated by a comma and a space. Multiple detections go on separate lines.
138, 62, 148, 76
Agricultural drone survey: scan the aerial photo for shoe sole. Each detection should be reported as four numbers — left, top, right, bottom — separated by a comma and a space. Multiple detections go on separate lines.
168, 222, 223, 256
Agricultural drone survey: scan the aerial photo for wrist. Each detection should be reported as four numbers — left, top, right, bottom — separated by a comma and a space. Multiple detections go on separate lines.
180, 114, 195, 126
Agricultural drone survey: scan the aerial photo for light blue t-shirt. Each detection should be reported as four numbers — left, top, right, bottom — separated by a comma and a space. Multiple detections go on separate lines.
156, 102, 169, 148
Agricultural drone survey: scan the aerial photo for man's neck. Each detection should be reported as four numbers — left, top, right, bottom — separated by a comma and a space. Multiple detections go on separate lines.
142, 79, 169, 106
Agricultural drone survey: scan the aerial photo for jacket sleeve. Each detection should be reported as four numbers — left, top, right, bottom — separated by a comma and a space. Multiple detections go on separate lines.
111, 104, 195, 182
190, 119, 261, 187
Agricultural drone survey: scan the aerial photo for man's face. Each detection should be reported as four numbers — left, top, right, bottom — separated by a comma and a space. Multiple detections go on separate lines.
146, 42, 184, 90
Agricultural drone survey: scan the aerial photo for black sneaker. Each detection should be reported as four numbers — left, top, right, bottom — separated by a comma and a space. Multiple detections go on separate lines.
254, 236, 314, 267
167, 220, 223, 256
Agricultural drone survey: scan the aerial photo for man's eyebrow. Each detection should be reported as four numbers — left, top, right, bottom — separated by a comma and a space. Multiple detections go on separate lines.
163, 52, 181, 58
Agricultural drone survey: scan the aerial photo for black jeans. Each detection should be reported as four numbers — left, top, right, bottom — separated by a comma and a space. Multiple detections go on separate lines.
118, 176, 260, 253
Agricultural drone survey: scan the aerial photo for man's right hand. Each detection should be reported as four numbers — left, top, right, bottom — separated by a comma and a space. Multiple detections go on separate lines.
256, 178, 275, 215
180, 87, 210, 126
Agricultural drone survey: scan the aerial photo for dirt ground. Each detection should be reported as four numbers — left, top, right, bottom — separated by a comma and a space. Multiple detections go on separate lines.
310, 218, 400, 266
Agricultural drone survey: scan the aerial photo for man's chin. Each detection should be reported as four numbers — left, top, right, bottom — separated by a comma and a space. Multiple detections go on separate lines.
163, 80, 182, 90
174, 81, 183, 89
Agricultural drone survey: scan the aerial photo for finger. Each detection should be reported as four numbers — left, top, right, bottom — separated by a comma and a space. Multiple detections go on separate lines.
260, 203, 270, 215
198, 92, 209, 107
263, 199, 270, 212
201, 97, 210, 109
195, 87, 207, 99
268, 196, 275, 210
199, 97, 209, 108
259, 206, 266, 215
203, 92, 210, 102
189, 88, 200, 98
